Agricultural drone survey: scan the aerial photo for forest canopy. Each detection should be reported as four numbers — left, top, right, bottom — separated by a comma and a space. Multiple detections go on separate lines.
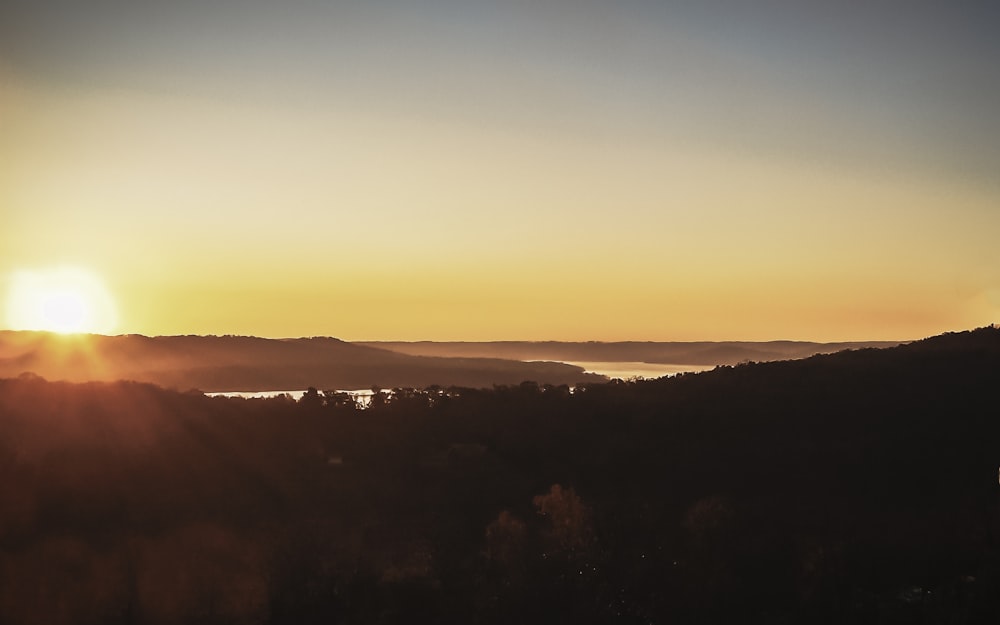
1, 326, 999, 623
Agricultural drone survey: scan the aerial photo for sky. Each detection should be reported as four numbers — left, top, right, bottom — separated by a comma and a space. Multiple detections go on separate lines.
2, 0, 999, 341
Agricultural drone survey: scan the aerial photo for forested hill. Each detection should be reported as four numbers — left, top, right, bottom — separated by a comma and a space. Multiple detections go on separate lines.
0, 331, 603, 391
1, 326, 999, 624
359, 338, 903, 365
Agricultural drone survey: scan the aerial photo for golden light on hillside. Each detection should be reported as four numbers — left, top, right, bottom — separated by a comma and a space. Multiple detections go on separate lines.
5, 267, 118, 334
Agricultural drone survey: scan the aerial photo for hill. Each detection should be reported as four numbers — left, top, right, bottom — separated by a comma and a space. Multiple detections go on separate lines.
359, 338, 903, 365
0, 331, 603, 391
1, 325, 998, 623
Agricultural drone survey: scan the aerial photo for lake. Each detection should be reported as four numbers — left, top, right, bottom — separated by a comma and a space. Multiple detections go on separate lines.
206, 388, 376, 401
559, 361, 715, 380
204, 362, 713, 400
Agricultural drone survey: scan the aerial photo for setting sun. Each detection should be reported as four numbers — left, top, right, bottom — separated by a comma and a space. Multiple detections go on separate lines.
5, 267, 118, 334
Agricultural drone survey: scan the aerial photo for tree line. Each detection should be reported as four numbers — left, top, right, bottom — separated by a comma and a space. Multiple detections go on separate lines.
0, 326, 999, 623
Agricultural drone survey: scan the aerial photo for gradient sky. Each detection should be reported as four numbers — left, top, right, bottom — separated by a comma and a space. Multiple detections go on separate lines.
2, 0, 998, 341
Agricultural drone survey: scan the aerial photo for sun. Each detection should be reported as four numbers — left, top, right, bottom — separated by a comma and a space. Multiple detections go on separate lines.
5, 267, 119, 334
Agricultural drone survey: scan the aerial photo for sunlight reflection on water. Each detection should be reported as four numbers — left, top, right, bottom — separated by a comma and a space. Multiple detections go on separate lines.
203, 362, 716, 400
205, 389, 375, 401
559, 361, 715, 380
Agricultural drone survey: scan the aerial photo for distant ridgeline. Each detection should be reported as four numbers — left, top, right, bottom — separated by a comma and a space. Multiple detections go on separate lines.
359, 337, 903, 365
0, 331, 903, 392
1, 326, 999, 623
0, 331, 604, 391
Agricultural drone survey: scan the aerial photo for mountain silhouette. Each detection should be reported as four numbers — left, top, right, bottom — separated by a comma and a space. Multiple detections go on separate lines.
360, 338, 902, 365
0, 331, 604, 391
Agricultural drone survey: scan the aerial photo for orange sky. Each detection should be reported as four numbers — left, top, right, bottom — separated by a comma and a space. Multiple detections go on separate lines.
2, 1, 998, 341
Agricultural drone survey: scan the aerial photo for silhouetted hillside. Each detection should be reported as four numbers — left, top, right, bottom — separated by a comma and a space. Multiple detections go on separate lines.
1, 326, 998, 624
0, 331, 603, 391
359, 338, 903, 365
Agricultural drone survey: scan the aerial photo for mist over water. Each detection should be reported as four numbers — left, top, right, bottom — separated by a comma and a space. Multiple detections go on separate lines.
204, 362, 718, 398
562, 361, 716, 379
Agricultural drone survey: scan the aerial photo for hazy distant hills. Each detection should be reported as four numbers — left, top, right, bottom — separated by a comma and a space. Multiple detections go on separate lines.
0, 332, 604, 391
0, 332, 909, 392
359, 339, 903, 365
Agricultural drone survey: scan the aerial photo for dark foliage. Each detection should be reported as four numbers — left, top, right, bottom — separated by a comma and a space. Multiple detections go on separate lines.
1, 326, 999, 623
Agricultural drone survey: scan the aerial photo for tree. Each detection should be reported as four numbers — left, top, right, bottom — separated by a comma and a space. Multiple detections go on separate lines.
485, 510, 527, 573
299, 387, 322, 409
533, 484, 593, 556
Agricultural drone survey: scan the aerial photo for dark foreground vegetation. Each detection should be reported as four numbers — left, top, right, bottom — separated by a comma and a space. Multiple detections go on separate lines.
1, 326, 999, 624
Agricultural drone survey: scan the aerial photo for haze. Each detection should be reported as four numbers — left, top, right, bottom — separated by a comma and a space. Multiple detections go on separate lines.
2, 0, 998, 341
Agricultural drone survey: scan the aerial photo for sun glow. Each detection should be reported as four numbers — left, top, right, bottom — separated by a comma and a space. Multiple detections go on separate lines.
5, 267, 119, 334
